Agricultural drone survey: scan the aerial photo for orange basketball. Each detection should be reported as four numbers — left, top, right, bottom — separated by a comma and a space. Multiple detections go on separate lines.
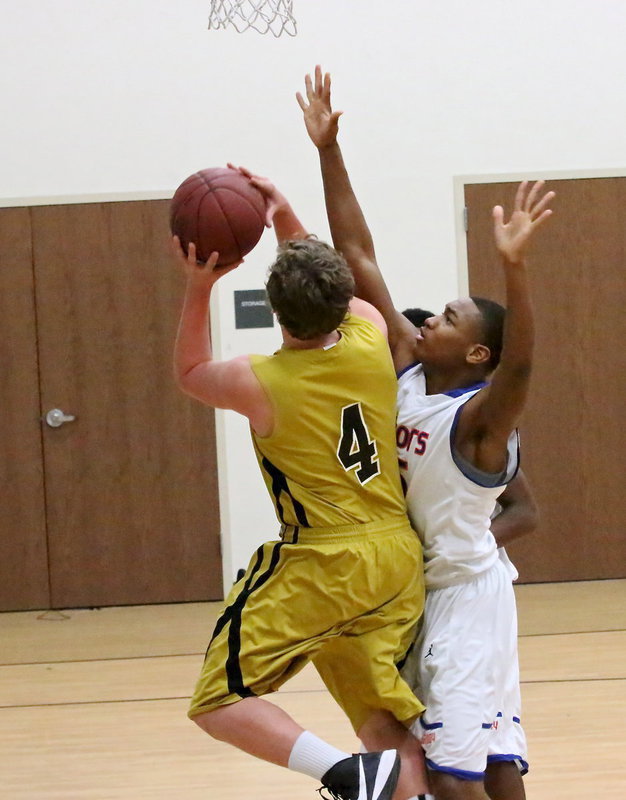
170, 167, 266, 265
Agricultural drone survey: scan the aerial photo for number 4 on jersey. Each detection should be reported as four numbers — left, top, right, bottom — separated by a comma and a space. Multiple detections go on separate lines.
337, 403, 381, 485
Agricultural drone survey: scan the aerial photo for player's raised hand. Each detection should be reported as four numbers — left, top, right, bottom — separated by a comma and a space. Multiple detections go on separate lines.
296, 64, 343, 149
171, 236, 241, 285
493, 181, 555, 264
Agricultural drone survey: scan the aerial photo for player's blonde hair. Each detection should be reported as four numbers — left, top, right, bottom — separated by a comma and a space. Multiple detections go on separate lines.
266, 238, 354, 340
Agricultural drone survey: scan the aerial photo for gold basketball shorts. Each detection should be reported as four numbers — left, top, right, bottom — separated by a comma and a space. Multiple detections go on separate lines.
188, 517, 426, 732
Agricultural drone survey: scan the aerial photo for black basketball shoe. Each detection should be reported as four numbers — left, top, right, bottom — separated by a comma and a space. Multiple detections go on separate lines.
318, 750, 401, 800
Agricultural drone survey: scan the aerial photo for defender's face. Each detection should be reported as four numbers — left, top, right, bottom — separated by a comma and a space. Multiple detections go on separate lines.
414, 298, 483, 366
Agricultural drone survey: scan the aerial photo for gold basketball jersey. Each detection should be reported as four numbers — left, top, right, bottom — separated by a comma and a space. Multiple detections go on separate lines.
249, 313, 406, 528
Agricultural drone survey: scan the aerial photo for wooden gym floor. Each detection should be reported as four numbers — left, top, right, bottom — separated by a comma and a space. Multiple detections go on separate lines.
1, 579, 625, 799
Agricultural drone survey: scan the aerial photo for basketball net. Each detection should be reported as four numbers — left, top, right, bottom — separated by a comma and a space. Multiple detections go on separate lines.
208, 0, 297, 37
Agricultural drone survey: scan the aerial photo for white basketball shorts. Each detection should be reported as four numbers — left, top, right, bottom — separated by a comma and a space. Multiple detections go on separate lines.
403, 552, 528, 780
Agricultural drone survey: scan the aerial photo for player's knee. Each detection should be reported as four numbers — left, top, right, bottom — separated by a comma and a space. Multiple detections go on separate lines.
429, 770, 488, 800
190, 708, 226, 741
358, 709, 403, 745
484, 760, 525, 799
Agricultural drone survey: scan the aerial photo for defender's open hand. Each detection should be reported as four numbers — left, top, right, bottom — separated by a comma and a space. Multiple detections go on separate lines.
493, 181, 555, 264
296, 64, 343, 149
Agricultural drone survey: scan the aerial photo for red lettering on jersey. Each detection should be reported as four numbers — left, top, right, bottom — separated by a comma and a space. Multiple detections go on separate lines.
396, 425, 430, 455
415, 430, 429, 455
396, 425, 411, 450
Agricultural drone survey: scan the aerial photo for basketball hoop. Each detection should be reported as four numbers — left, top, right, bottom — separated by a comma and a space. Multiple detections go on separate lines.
208, 0, 297, 37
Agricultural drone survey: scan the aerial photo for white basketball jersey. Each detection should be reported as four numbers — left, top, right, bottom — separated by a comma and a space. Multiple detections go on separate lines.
396, 363, 519, 589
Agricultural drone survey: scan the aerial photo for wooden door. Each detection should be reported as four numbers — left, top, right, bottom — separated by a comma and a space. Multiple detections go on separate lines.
464, 177, 626, 582
0, 200, 223, 610
0, 208, 49, 609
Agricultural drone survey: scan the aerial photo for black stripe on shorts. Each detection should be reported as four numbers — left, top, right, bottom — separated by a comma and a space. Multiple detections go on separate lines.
225, 541, 286, 697
207, 540, 288, 699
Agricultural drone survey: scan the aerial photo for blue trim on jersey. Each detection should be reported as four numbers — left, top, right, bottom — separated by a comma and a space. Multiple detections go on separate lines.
395, 363, 487, 397
425, 758, 484, 781
487, 754, 529, 776
443, 380, 487, 398
419, 718, 444, 731
396, 361, 421, 379
449, 402, 520, 488
396, 361, 489, 397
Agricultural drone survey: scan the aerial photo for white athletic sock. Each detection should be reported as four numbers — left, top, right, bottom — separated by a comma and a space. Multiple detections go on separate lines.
287, 730, 351, 781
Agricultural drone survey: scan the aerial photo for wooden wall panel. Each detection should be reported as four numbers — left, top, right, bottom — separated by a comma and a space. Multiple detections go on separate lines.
31, 200, 222, 608
464, 177, 626, 582
0, 208, 50, 610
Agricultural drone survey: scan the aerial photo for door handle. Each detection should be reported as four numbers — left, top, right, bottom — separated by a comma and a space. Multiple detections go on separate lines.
45, 408, 76, 428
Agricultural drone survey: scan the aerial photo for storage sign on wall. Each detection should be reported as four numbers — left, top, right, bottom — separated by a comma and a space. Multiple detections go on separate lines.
234, 289, 274, 329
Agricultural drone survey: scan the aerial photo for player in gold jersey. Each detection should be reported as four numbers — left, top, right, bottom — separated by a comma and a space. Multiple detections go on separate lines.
172, 170, 429, 800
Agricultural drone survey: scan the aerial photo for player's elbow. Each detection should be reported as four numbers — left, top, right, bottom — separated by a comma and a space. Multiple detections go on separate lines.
340, 243, 376, 270
523, 498, 540, 536
499, 361, 533, 386
174, 364, 196, 395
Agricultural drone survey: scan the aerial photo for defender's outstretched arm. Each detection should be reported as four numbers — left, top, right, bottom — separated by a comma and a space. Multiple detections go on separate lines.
297, 66, 416, 368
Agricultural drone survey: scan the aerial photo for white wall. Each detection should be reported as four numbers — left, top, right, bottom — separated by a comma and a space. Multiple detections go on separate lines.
2, 0, 626, 590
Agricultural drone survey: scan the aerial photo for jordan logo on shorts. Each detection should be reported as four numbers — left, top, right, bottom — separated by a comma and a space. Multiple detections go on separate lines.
425, 643, 434, 658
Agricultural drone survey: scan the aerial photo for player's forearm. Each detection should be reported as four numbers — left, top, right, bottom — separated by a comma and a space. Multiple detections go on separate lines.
492, 470, 539, 546
174, 281, 215, 385
271, 203, 309, 243
491, 497, 539, 546
486, 259, 535, 429
491, 509, 537, 546
317, 143, 395, 307
500, 259, 534, 382
318, 143, 376, 264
